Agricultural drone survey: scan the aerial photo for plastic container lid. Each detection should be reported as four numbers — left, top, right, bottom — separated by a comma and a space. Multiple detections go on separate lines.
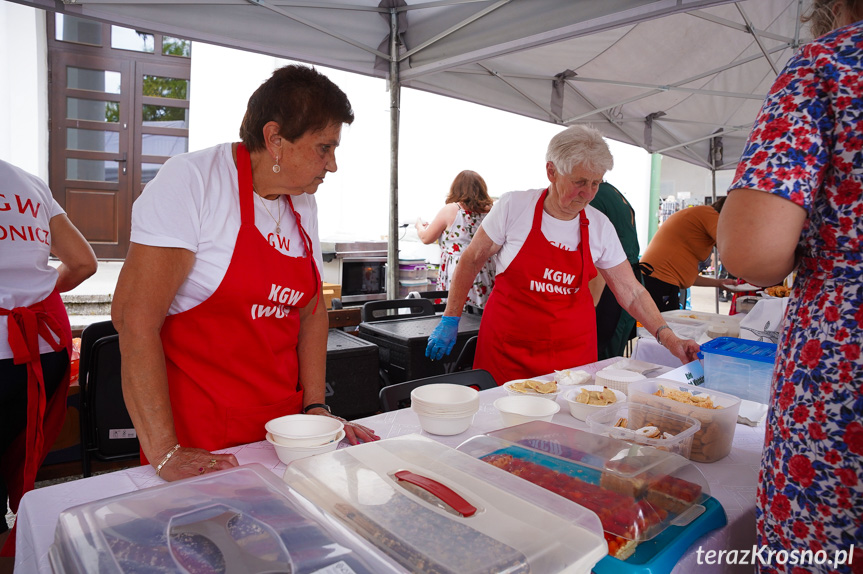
49, 464, 399, 574
283, 434, 607, 574
398, 278, 428, 286
698, 336, 777, 363
456, 422, 712, 545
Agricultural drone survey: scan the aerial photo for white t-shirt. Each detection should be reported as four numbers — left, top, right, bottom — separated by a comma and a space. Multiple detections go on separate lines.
131, 143, 324, 315
482, 189, 627, 273
0, 160, 66, 360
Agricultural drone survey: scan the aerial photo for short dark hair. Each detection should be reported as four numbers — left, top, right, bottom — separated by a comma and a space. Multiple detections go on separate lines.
239, 65, 354, 151
711, 196, 726, 213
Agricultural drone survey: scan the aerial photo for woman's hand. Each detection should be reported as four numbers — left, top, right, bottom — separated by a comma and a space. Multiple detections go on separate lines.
661, 331, 702, 365
155, 446, 239, 481
307, 407, 380, 445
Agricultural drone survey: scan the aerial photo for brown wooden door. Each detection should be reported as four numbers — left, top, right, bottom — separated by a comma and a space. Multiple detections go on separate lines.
48, 15, 190, 259
50, 51, 132, 259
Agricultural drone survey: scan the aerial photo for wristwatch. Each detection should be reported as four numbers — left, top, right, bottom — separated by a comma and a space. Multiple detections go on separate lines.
303, 403, 331, 414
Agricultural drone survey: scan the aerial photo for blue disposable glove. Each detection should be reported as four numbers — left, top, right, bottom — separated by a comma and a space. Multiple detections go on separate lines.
426, 316, 460, 361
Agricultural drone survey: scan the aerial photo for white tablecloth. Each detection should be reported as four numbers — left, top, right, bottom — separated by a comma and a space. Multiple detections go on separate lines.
14, 357, 764, 574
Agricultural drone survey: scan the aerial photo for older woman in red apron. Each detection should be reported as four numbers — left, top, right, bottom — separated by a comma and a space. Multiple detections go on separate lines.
1, 159, 98, 557
426, 126, 701, 383
112, 66, 377, 483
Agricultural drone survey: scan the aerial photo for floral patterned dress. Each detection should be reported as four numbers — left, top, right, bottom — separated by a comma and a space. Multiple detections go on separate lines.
438, 206, 495, 307
729, 22, 863, 574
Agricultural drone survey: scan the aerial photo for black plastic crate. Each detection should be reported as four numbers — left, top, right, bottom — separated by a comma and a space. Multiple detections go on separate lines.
325, 329, 381, 419
357, 314, 481, 385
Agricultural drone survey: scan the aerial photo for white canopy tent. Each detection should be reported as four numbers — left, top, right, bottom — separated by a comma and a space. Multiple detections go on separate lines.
11, 0, 812, 296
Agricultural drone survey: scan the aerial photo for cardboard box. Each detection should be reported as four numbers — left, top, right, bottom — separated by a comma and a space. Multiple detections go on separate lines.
322, 282, 342, 310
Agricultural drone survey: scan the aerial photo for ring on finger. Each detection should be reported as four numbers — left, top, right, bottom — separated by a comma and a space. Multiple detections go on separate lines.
198, 467, 205, 475
208, 459, 217, 468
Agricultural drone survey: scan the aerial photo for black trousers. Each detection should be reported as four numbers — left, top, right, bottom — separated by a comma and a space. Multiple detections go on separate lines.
641, 272, 684, 312
595, 263, 641, 360
0, 349, 68, 532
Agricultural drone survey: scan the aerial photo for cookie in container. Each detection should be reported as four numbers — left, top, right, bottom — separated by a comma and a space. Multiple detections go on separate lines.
456, 421, 727, 574
626, 378, 742, 463
282, 434, 607, 574
48, 464, 399, 574
585, 402, 701, 459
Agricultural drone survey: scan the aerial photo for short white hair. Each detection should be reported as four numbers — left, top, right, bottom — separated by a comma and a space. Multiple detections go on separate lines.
545, 125, 614, 175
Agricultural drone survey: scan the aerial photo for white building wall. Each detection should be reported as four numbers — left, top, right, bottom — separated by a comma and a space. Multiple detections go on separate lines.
658, 155, 735, 204
0, 3, 48, 180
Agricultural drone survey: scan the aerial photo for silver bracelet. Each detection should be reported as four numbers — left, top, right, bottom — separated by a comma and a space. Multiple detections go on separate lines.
654, 325, 671, 347
155, 443, 181, 477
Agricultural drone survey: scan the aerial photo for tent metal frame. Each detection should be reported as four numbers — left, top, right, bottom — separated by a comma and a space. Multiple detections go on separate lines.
11, 0, 810, 298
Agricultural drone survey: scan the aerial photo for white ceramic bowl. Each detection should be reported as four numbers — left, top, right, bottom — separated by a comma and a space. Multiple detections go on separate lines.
502, 378, 560, 400
493, 395, 561, 426
562, 385, 626, 421
414, 411, 476, 436
265, 414, 345, 447
410, 383, 479, 411
265, 430, 345, 464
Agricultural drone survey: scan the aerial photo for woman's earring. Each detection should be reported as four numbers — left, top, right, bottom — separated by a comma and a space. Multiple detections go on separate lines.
273, 156, 281, 174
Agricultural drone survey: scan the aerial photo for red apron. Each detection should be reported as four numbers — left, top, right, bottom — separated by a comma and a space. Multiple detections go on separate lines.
157, 143, 319, 458
0, 290, 71, 556
473, 189, 597, 385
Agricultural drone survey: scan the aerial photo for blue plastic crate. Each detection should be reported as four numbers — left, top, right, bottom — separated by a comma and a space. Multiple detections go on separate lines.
699, 337, 777, 404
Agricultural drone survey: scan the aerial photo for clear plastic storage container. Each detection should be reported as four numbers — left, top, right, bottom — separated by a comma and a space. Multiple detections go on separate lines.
49, 464, 399, 574
661, 310, 743, 338
398, 278, 429, 297
586, 402, 701, 459
456, 422, 725, 572
398, 262, 427, 280
699, 336, 777, 404
283, 434, 607, 574
627, 378, 742, 463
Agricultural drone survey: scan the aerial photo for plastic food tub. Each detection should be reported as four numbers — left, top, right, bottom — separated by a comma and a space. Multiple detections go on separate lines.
456, 422, 725, 571
399, 263, 427, 280
586, 402, 701, 459
699, 337, 777, 404
284, 435, 608, 574
49, 464, 399, 574
398, 279, 429, 297
626, 379, 741, 463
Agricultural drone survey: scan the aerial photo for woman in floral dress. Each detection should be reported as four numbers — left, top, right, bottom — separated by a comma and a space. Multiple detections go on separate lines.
416, 170, 496, 307
718, 2, 863, 571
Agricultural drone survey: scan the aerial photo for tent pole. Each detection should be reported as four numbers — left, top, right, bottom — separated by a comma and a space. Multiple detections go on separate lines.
647, 154, 661, 243
387, 8, 400, 300
710, 135, 719, 314
712, 166, 719, 314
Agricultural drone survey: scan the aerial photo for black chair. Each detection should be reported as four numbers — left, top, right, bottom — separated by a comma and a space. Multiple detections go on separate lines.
378, 368, 497, 412
453, 335, 478, 372
361, 298, 435, 323
79, 321, 139, 477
